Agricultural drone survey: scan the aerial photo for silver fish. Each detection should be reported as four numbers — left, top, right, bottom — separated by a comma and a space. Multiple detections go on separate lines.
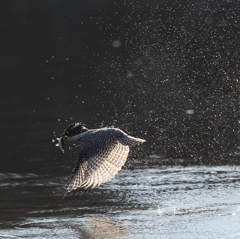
52, 136, 65, 153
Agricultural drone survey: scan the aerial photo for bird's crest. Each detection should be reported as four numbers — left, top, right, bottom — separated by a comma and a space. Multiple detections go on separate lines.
64, 122, 88, 137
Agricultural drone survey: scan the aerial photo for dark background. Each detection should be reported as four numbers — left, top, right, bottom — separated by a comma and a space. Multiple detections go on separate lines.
1, 0, 239, 173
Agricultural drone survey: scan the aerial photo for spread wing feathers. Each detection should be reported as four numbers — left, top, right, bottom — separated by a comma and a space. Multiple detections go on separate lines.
107, 128, 146, 147
58, 135, 130, 196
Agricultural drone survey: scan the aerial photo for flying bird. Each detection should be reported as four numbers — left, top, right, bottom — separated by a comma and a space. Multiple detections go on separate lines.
53, 122, 146, 195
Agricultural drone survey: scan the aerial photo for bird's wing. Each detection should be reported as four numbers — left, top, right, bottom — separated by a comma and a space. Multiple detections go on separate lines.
58, 132, 129, 195
106, 128, 146, 147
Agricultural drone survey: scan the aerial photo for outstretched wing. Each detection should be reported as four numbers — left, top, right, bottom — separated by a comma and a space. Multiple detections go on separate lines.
58, 131, 130, 195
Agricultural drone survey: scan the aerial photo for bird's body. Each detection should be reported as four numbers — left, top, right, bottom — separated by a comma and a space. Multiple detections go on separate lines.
53, 123, 145, 196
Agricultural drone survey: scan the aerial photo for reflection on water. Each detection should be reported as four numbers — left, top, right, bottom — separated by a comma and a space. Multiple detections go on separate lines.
0, 216, 129, 239
1, 166, 240, 238
83, 216, 129, 238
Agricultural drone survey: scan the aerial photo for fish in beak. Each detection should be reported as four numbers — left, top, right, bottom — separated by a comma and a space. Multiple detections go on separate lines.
52, 135, 65, 153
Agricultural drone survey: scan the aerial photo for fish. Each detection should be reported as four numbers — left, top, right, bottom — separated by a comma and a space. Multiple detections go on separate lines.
52, 136, 65, 153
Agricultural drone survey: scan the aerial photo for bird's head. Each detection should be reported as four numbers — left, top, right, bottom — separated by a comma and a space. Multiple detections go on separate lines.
63, 122, 88, 140
52, 122, 88, 153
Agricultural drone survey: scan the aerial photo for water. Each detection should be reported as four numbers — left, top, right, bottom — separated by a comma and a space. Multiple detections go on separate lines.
1, 165, 240, 238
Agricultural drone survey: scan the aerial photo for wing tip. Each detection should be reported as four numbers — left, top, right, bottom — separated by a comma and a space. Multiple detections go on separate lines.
138, 138, 146, 143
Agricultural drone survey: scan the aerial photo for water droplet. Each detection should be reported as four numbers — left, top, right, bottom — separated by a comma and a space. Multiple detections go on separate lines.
186, 110, 195, 115
112, 40, 122, 48
126, 71, 133, 78
205, 16, 213, 24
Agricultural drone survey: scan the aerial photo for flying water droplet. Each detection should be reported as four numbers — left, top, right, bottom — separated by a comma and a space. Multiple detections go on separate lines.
112, 40, 122, 48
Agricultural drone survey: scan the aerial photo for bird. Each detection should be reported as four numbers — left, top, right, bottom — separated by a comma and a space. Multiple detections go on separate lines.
53, 122, 146, 196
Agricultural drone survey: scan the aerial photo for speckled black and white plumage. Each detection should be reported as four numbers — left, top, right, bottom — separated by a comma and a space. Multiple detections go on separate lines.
56, 123, 145, 196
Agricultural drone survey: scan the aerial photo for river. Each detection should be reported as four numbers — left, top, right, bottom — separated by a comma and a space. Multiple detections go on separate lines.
1, 165, 240, 238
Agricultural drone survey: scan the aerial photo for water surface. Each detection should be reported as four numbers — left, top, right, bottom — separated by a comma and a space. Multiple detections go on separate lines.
1, 165, 240, 238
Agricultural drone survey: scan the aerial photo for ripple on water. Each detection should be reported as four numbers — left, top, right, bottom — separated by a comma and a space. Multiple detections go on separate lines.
1, 166, 240, 238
